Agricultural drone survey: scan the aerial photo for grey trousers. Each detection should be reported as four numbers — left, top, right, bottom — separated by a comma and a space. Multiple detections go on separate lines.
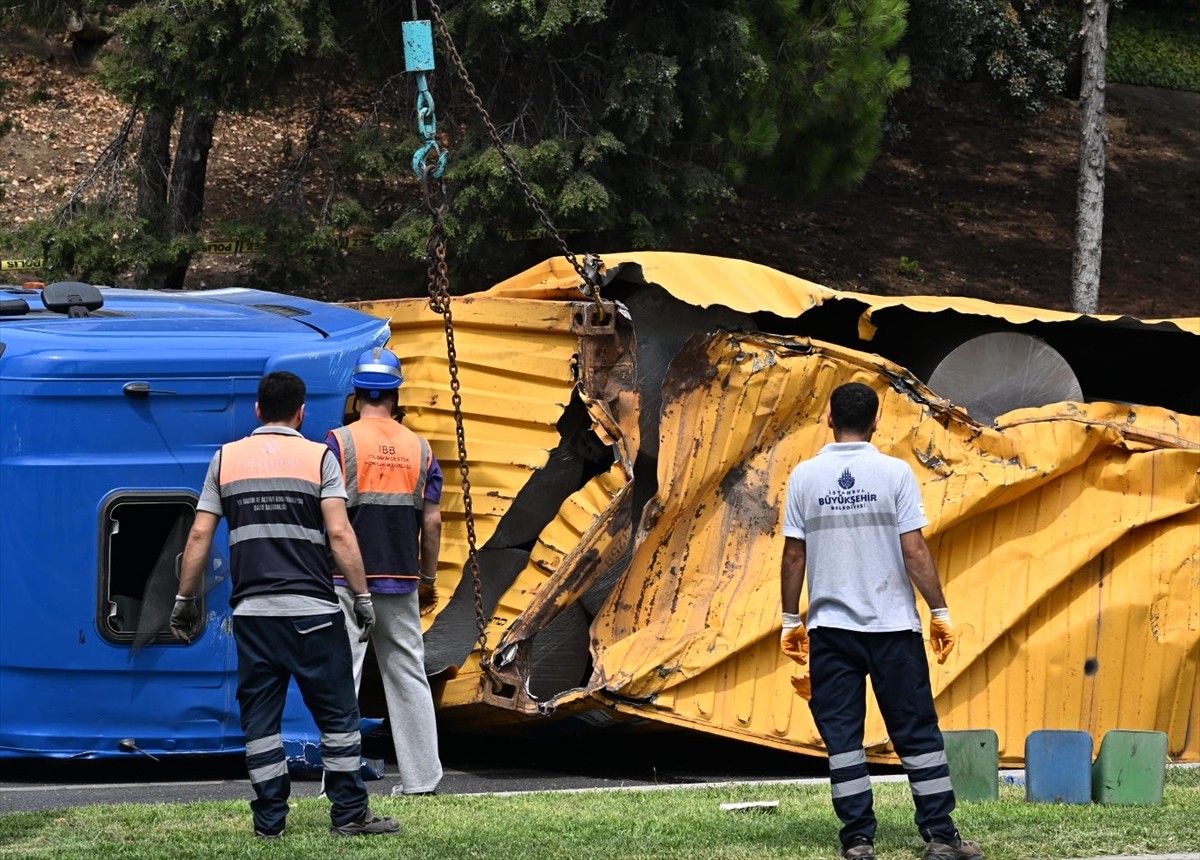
337, 587, 443, 794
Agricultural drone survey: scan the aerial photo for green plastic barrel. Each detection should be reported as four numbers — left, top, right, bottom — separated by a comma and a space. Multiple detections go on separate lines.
1091, 730, 1168, 806
942, 729, 1000, 802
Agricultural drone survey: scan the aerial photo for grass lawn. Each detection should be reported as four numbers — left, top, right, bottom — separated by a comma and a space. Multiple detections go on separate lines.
1, 768, 1197, 860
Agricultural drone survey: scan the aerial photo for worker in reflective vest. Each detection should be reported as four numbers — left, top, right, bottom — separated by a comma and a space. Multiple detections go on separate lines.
172, 371, 400, 838
326, 347, 444, 795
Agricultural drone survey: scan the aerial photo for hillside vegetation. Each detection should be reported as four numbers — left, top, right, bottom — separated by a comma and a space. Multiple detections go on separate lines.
1, 6, 1198, 317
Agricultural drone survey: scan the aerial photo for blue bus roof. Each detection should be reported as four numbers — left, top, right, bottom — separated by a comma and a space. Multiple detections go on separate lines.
0, 285, 385, 375
0, 283, 392, 760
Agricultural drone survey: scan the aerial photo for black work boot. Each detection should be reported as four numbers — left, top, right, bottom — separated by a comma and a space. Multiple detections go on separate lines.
924, 837, 984, 859
330, 806, 401, 837
841, 835, 876, 859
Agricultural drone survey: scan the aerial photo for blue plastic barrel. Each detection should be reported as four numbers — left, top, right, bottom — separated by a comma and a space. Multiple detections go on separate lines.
1025, 729, 1093, 804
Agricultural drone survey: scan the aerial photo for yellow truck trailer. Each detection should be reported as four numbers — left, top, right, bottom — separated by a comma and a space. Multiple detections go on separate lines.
348, 251, 1199, 766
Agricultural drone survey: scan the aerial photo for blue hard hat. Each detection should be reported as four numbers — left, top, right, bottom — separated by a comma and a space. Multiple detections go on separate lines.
352, 347, 403, 396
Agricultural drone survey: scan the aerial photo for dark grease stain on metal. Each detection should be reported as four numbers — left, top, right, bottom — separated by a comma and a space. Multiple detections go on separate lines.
605, 497, 632, 536
573, 547, 601, 575
721, 462, 749, 498
660, 334, 721, 403
667, 557, 688, 616
718, 462, 777, 536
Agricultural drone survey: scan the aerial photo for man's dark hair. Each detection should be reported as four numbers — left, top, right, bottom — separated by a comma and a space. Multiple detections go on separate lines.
355, 387, 399, 408
258, 372, 306, 422
830, 382, 879, 434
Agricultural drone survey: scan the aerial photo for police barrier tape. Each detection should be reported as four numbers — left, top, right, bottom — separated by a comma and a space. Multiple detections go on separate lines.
1, 235, 379, 272
1, 258, 44, 271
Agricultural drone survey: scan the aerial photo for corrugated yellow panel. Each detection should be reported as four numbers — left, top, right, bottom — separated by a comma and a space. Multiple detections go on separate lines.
345, 295, 637, 713
588, 331, 1199, 764
344, 297, 583, 630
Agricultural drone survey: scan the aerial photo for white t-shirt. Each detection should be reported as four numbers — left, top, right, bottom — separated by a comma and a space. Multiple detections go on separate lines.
783, 441, 928, 633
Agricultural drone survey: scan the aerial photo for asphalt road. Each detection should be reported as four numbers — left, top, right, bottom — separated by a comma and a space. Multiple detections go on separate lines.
0, 727, 829, 814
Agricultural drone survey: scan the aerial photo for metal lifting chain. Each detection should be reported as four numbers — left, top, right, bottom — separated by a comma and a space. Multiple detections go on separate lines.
411, 1, 611, 669
423, 203, 489, 661
405, 7, 489, 662
425, 0, 607, 321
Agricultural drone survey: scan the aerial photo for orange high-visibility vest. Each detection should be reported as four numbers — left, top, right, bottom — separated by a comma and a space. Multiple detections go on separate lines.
329, 417, 431, 587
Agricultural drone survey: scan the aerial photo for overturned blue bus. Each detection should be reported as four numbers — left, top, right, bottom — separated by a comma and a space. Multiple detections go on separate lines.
0, 281, 390, 761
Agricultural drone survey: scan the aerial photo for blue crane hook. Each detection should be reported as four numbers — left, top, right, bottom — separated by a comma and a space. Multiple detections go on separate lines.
403, 18, 447, 180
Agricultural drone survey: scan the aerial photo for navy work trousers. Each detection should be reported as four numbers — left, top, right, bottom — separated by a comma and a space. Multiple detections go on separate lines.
808, 627, 958, 848
233, 612, 369, 834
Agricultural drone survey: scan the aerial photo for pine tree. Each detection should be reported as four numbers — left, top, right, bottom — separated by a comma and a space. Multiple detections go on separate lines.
100, 0, 332, 288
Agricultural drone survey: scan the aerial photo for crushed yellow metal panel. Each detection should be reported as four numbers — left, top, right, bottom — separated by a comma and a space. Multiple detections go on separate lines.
586, 330, 1199, 764
349, 251, 1199, 764
853, 296, 1200, 339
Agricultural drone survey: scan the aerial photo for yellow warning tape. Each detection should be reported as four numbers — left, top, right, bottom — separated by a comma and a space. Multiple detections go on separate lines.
201, 240, 262, 255
201, 236, 374, 254
2, 236, 379, 272
1, 258, 45, 271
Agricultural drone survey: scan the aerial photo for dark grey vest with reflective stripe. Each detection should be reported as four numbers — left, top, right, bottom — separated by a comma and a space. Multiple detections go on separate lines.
218, 433, 336, 606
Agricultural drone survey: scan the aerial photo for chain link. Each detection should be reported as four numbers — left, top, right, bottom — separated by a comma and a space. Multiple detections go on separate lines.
426, 0, 607, 321
423, 187, 489, 659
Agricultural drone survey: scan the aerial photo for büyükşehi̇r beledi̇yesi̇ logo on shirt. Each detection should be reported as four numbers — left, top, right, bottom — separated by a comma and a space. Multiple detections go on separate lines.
817, 468, 878, 510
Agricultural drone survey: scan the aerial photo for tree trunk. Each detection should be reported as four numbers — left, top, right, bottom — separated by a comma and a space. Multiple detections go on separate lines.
145, 107, 216, 290
168, 107, 216, 235
1071, 0, 1110, 315
133, 107, 177, 291
135, 107, 173, 227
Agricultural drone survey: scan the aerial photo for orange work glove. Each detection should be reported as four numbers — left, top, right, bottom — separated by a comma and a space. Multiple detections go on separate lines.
929, 607, 955, 664
418, 582, 439, 617
790, 673, 812, 701
781, 612, 810, 666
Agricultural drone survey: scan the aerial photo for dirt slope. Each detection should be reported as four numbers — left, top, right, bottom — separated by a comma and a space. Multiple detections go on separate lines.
677, 84, 1200, 319
2, 36, 1197, 318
